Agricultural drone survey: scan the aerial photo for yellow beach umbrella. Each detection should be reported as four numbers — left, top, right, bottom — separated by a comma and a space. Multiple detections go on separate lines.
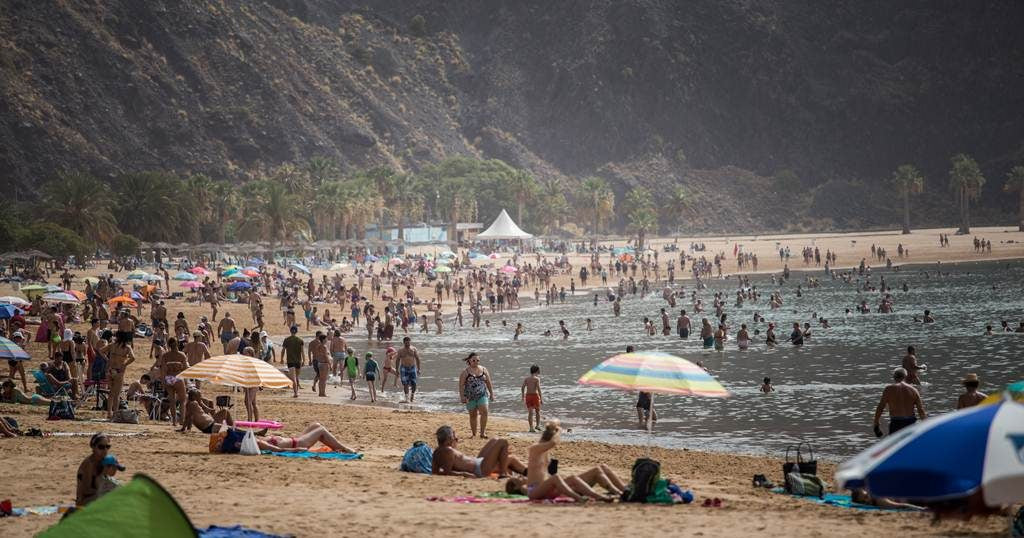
979, 380, 1024, 407
177, 354, 291, 389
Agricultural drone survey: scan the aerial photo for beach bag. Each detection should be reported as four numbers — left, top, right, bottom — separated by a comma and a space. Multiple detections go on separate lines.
783, 442, 817, 480
399, 441, 433, 474
785, 472, 826, 498
216, 428, 246, 454
239, 429, 260, 456
112, 409, 139, 424
620, 458, 661, 503
47, 396, 75, 421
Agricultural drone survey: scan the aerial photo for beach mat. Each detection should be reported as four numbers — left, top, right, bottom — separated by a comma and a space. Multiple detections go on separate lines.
771, 489, 919, 512
5, 504, 75, 517
197, 525, 294, 538
261, 449, 362, 461
427, 493, 576, 504
45, 432, 145, 438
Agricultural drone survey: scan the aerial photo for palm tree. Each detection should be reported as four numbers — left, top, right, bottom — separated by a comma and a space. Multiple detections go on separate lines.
625, 187, 658, 250
949, 154, 986, 234
661, 185, 689, 234
40, 171, 119, 246
185, 174, 215, 243
305, 157, 340, 187
1004, 165, 1024, 231
536, 179, 569, 235
891, 164, 925, 234
508, 169, 539, 223
114, 171, 188, 242
239, 181, 310, 250
390, 174, 424, 241
580, 176, 613, 237
209, 181, 237, 244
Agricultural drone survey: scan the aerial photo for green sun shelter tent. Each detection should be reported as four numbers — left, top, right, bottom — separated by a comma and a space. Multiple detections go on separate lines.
40, 474, 196, 538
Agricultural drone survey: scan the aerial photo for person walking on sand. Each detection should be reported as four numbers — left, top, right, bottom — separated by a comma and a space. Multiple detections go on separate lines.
396, 336, 421, 403
956, 373, 986, 409
873, 368, 927, 436
282, 325, 304, 398
309, 331, 330, 397
521, 365, 543, 432
459, 352, 495, 438
216, 312, 236, 354
364, 352, 378, 403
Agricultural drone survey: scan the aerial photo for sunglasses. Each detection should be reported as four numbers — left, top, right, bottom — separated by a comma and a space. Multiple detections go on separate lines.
96, 444, 111, 450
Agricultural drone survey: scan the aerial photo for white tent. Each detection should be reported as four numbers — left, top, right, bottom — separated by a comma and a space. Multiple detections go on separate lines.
476, 209, 533, 240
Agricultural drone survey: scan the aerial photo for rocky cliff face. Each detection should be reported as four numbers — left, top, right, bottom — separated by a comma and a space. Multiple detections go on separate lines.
2, 0, 1022, 231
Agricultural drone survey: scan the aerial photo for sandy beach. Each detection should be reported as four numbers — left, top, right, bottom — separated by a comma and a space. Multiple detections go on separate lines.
2, 225, 1021, 536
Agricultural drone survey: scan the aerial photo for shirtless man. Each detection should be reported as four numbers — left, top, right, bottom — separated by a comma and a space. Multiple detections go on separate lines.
208, 289, 219, 322
901, 345, 925, 385
158, 339, 189, 426
116, 311, 136, 346
183, 331, 211, 366
150, 301, 167, 332
431, 425, 525, 478
101, 333, 136, 419
956, 373, 987, 409
224, 330, 242, 355
216, 313, 236, 354
179, 389, 234, 434
873, 368, 927, 436
308, 332, 330, 397
677, 310, 690, 339
433, 306, 443, 334
396, 336, 421, 403
329, 330, 347, 377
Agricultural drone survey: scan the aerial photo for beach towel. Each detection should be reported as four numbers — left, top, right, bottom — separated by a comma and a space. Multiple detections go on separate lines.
426, 493, 576, 504
197, 525, 293, 538
4, 504, 75, 517
261, 449, 362, 461
771, 488, 919, 512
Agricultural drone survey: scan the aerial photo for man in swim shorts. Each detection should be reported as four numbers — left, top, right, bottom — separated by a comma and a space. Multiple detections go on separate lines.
282, 325, 304, 398
216, 312, 236, 354
396, 336, 421, 403
873, 368, 927, 436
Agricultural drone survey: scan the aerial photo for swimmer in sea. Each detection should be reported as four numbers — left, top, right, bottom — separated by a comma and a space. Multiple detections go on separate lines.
736, 324, 750, 350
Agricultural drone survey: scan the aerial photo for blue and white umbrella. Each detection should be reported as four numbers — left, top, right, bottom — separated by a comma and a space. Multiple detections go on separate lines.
836, 397, 1024, 506
289, 262, 311, 275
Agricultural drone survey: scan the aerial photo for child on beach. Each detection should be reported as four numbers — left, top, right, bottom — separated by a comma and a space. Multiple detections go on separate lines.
514, 323, 524, 340
364, 352, 378, 403
343, 348, 359, 400
95, 455, 125, 500
760, 377, 774, 393
521, 365, 543, 432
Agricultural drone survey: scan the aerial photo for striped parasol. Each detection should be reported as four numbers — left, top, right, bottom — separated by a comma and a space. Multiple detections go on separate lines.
42, 292, 82, 304
578, 351, 729, 397
177, 354, 291, 389
0, 336, 30, 361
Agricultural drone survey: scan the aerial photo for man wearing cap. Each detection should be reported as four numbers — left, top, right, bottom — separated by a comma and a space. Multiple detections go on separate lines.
258, 331, 276, 363
873, 367, 927, 436
957, 373, 987, 409
282, 325, 304, 398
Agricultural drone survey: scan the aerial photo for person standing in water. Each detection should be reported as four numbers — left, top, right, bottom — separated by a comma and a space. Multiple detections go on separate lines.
901, 346, 925, 385
873, 368, 927, 436
956, 373, 986, 409
521, 365, 543, 432
459, 352, 495, 438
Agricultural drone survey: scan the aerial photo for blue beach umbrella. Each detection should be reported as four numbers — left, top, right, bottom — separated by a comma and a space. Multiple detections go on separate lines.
228, 282, 253, 292
0, 304, 23, 319
289, 262, 311, 275
836, 398, 1024, 506
0, 336, 30, 361
173, 272, 197, 281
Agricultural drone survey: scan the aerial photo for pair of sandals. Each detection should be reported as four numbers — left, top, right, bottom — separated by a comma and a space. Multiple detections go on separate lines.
752, 474, 776, 489
701, 497, 724, 508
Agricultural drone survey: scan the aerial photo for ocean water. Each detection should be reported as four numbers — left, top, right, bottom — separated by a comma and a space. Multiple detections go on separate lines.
325, 260, 1024, 460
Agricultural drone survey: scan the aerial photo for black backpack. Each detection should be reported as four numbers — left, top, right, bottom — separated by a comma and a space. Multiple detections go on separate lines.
620, 458, 661, 503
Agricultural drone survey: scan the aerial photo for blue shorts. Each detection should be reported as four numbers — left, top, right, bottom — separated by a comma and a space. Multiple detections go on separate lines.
702, 336, 714, 348
220, 331, 233, 344
465, 394, 489, 411
400, 366, 417, 388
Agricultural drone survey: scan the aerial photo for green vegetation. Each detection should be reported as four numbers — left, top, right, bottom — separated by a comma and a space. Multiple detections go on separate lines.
949, 153, 985, 234
891, 164, 924, 234
409, 15, 427, 37
1004, 165, 1024, 232
624, 187, 657, 250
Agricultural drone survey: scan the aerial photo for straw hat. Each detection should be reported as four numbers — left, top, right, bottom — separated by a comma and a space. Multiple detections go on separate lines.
962, 373, 980, 385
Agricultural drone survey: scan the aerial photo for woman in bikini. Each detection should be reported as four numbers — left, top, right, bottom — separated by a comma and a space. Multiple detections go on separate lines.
258, 422, 356, 453
179, 389, 234, 434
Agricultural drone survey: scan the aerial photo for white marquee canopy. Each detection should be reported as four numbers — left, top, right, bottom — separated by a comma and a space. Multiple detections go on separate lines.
475, 209, 533, 240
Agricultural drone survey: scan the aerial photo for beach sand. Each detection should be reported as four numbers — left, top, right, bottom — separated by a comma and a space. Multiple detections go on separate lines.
1, 225, 1021, 536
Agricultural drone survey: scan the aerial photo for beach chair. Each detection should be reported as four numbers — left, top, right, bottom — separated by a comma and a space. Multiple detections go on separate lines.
144, 380, 170, 421
32, 370, 56, 398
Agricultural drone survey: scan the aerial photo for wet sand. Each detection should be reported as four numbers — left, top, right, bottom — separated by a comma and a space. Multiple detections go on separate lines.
1, 225, 1021, 535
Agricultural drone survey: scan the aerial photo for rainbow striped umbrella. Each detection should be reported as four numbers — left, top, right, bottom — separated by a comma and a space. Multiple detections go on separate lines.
177, 354, 291, 389
577, 351, 729, 397
0, 336, 30, 361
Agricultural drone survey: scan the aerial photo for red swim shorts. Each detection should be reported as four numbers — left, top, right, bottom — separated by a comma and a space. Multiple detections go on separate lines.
524, 393, 541, 410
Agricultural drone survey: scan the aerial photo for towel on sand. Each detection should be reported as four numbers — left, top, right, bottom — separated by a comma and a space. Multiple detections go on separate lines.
427, 494, 576, 504
197, 525, 293, 538
772, 489, 919, 512
7, 504, 75, 516
261, 449, 362, 460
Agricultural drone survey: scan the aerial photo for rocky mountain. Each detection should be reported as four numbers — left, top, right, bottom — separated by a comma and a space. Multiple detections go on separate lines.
2, 0, 1022, 232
